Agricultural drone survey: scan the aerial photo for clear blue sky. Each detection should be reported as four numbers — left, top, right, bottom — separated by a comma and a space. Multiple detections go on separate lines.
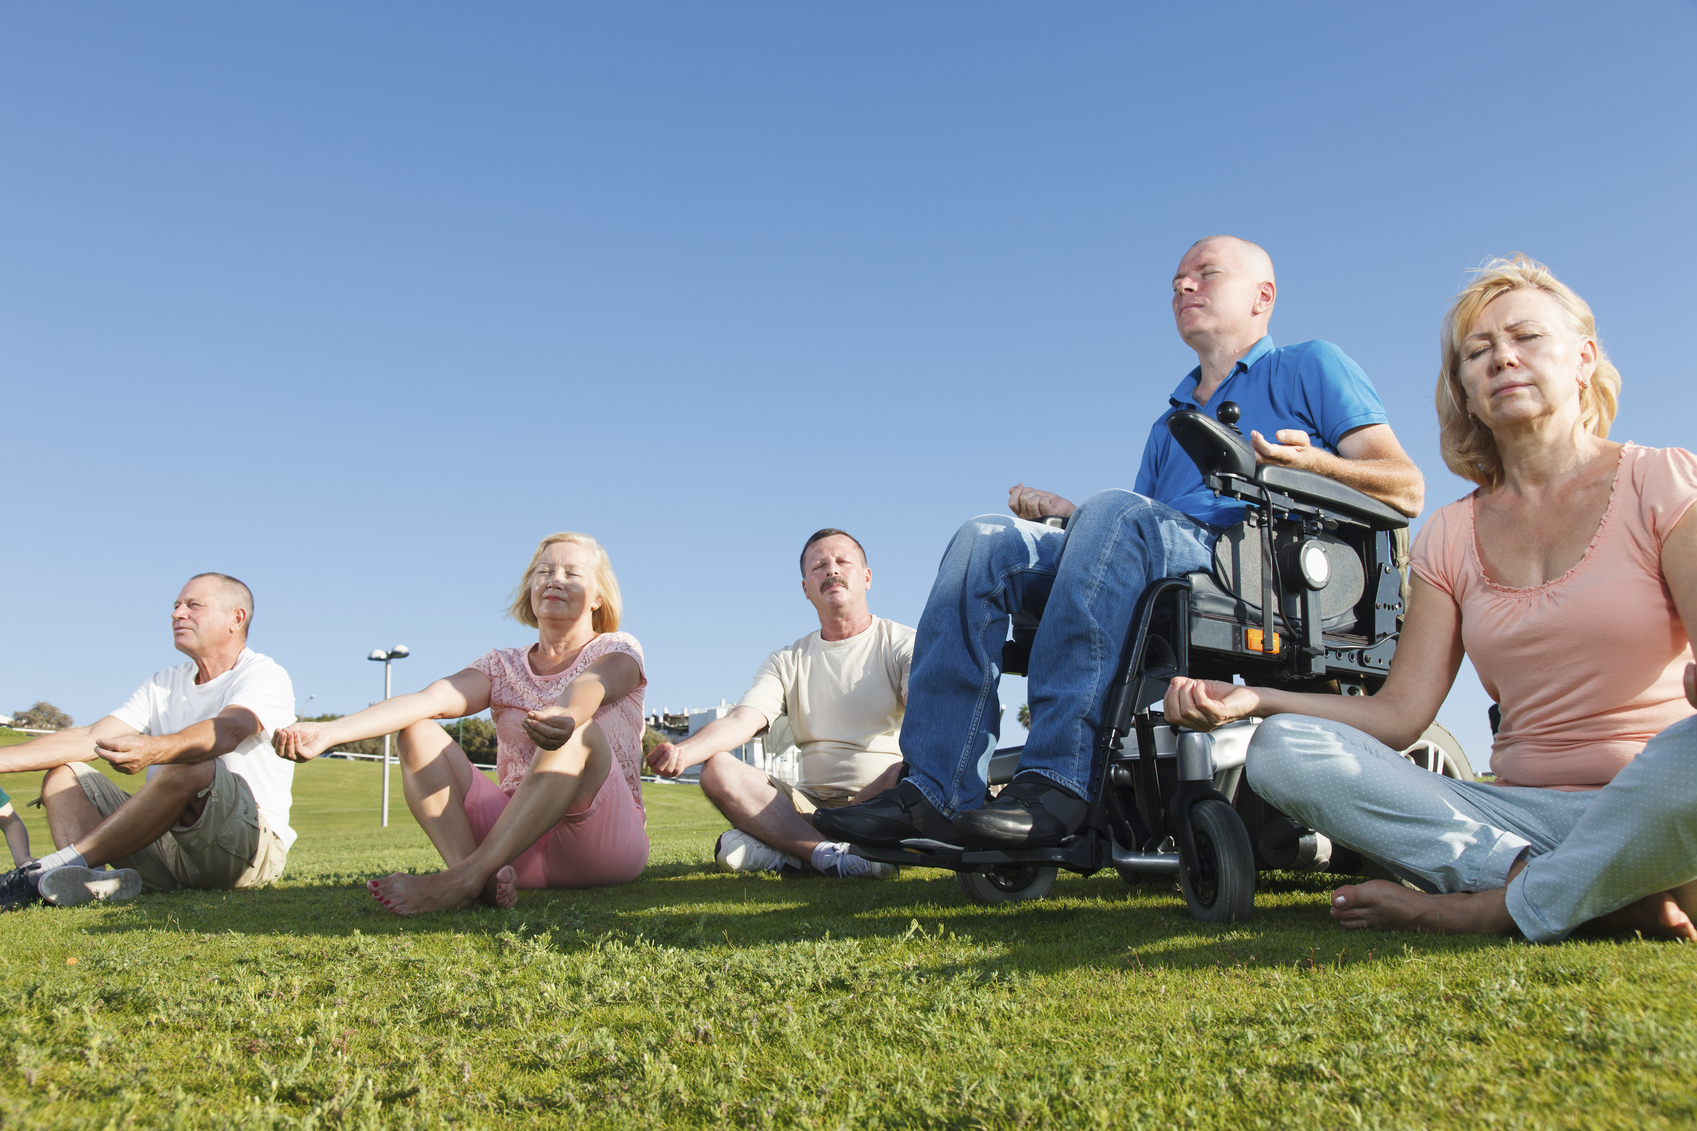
3, 3, 1694, 769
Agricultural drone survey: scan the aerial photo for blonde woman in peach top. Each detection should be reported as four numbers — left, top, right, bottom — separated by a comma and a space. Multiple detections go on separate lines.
273, 533, 648, 914
1165, 256, 1697, 942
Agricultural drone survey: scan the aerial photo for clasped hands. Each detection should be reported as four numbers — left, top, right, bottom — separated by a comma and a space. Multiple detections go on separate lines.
92, 734, 163, 775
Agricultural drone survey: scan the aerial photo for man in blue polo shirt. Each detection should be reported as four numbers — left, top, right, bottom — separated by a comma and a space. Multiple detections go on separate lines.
816, 235, 1424, 850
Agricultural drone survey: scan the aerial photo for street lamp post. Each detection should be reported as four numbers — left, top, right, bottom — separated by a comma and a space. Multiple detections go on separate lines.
367, 645, 411, 827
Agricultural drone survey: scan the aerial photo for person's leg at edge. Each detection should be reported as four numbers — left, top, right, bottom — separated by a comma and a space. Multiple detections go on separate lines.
389, 720, 517, 909
370, 719, 613, 915
1247, 715, 1585, 935
1504, 716, 1697, 943
42, 761, 216, 868
892, 514, 1066, 816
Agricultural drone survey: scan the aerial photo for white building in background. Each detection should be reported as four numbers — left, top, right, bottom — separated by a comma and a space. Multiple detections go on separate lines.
647, 701, 799, 785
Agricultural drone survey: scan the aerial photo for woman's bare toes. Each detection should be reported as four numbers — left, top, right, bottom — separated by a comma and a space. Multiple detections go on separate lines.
478, 865, 518, 910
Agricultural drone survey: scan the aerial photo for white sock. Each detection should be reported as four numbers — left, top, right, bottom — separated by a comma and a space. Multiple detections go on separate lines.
35, 845, 86, 872
811, 842, 848, 873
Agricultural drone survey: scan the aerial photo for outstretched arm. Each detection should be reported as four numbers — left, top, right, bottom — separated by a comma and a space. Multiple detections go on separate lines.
273, 669, 493, 762
521, 653, 644, 752
1165, 573, 1464, 750
1251, 422, 1425, 517
0, 716, 140, 774
95, 706, 263, 774
646, 705, 768, 778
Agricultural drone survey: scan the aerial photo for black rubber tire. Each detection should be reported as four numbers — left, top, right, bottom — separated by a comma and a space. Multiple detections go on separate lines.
1178, 799, 1255, 923
956, 865, 1058, 904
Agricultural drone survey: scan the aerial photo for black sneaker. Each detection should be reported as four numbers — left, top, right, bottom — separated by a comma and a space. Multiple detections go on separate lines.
952, 777, 1088, 848
812, 781, 957, 847
0, 865, 44, 913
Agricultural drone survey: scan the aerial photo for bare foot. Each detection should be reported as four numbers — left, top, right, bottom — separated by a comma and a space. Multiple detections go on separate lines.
478, 865, 518, 910
367, 871, 482, 916
1329, 879, 1517, 935
1579, 891, 1697, 941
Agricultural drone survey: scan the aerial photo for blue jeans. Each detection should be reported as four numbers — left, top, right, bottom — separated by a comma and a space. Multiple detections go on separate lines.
900, 489, 1218, 816
1247, 714, 1697, 943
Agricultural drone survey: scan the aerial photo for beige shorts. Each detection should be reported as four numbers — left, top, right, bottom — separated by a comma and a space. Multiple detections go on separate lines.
69, 760, 287, 892
768, 775, 859, 815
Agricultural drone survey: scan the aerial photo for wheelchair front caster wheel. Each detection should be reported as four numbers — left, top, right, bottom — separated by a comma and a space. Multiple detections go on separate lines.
957, 864, 1058, 905
1179, 799, 1255, 924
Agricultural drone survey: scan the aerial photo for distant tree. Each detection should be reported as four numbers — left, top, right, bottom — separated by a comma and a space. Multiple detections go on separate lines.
12, 702, 73, 730
642, 726, 666, 757
1017, 704, 1030, 731
447, 716, 499, 763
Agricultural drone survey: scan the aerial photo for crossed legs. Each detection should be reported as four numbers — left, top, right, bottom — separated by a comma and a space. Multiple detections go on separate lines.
1248, 714, 1697, 941
370, 718, 612, 915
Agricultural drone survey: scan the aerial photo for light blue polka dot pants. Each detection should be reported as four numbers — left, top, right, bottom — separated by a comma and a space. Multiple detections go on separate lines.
1245, 713, 1697, 943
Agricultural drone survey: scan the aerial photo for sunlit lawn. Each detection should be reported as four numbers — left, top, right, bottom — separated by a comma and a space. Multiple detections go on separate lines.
1, 733, 1692, 1129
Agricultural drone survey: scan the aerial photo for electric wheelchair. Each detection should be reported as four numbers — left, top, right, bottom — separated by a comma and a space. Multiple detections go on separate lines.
848, 401, 1473, 923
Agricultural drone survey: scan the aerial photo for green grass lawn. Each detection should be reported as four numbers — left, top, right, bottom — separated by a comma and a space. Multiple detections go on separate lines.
1, 745, 1693, 1129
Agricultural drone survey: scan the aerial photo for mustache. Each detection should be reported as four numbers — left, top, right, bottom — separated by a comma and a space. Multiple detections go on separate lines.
818, 574, 848, 591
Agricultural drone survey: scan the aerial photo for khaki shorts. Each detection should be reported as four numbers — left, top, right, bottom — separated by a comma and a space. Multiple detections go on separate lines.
69, 760, 287, 892
768, 775, 859, 816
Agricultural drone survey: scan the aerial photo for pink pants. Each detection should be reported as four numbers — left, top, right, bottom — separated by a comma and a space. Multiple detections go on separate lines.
463, 768, 649, 889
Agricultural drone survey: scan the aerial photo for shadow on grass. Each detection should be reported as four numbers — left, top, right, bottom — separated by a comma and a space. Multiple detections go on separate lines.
64, 859, 1519, 973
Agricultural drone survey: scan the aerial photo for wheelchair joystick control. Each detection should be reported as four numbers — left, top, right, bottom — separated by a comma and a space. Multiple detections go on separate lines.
1215, 401, 1243, 434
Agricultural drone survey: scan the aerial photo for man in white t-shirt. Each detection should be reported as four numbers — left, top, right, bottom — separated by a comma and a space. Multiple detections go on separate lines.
0, 573, 297, 911
646, 529, 914, 880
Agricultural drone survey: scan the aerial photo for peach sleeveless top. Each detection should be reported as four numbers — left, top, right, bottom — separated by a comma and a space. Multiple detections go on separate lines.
1412, 444, 1697, 790
471, 632, 647, 807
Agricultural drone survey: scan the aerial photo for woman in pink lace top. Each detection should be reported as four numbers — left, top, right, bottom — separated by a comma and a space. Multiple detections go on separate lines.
1166, 256, 1697, 943
274, 532, 649, 914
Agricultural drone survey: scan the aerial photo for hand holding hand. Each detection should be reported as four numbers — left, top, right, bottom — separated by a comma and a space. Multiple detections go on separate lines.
646, 740, 687, 778
522, 707, 577, 751
94, 734, 157, 775
1250, 428, 1319, 471
273, 723, 333, 763
1163, 676, 1260, 732
1008, 483, 1077, 522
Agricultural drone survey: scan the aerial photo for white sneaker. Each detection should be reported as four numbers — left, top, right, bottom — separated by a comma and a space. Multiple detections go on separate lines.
814, 842, 900, 880
38, 866, 143, 908
715, 830, 802, 874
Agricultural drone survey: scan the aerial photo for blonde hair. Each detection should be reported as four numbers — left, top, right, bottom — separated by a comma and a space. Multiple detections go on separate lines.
1436, 254, 1621, 489
507, 532, 623, 632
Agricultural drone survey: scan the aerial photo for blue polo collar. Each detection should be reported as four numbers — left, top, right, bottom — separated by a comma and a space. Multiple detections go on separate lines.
1168, 336, 1276, 410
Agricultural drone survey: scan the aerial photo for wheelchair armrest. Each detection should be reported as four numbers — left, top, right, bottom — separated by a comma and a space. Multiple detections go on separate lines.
1254, 465, 1408, 531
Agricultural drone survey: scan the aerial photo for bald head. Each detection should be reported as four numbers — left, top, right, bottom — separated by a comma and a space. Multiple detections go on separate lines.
187, 572, 254, 634
1185, 235, 1275, 286
1172, 235, 1278, 359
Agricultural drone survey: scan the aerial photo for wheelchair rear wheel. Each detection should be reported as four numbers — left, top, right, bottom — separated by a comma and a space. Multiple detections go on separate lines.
1179, 799, 1255, 923
956, 864, 1058, 904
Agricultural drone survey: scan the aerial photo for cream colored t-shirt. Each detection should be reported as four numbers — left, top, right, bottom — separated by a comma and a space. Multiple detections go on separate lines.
736, 616, 915, 801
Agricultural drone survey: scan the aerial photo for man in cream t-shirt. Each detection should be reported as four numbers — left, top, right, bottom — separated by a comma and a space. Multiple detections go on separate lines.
0, 573, 297, 911
646, 529, 914, 879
